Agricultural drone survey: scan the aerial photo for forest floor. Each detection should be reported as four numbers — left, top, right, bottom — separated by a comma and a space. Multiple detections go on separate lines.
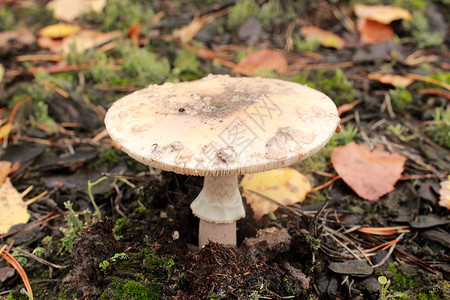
0, 0, 449, 299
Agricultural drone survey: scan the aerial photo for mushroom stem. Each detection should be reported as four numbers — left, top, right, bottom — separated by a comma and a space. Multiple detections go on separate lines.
199, 220, 236, 247
191, 175, 245, 247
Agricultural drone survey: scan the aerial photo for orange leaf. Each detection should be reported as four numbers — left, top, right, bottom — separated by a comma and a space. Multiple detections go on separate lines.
232, 49, 287, 76
331, 142, 407, 201
354, 4, 412, 24
357, 18, 394, 44
337, 99, 360, 116
128, 23, 142, 46
439, 176, 450, 209
367, 73, 414, 87
173, 15, 204, 43
300, 26, 346, 50
37, 36, 63, 53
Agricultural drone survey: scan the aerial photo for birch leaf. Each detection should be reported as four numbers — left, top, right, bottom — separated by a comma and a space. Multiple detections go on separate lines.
0, 178, 30, 234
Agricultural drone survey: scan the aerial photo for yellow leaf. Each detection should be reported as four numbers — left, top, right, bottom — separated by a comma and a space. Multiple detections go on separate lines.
300, 26, 346, 50
439, 176, 450, 210
0, 64, 4, 84
240, 168, 311, 221
40, 23, 81, 38
354, 4, 412, 24
0, 122, 11, 141
0, 178, 30, 234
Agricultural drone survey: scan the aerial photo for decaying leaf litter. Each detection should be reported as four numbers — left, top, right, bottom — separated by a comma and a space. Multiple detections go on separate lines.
0, 0, 449, 299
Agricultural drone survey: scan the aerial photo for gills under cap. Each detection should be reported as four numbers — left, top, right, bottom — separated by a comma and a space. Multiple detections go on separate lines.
105, 74, 340, 176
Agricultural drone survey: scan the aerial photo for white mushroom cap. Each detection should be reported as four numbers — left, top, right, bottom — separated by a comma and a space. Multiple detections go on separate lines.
105, 74, 340, 176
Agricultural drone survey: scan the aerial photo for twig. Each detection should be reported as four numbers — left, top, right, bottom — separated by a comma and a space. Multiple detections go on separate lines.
12, 247, 68, 269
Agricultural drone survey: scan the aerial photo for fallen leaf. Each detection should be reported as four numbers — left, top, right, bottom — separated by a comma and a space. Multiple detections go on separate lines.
173, 15, 204, 43
300, 26, 346, 50
0, 28, 35, 54
0, 161, 11, 186
0, 64, 4, 84
37, 35, 63, 53
439, 176, 450, 209
357, 18, 394, 44
0, 266, 15, 282
40, 23, 81, 38
47, 0, 107, 22
128, 23, 142, 46
0, 178, 30, 234
367, 73, 414, 87
0, 123, 11, 141
232, 49, 287, 76
58, 29, 122, 55
337, 99, 360, 116
331, 142, 407, 201
241, 168, 311, 221
354, 4, 412, 24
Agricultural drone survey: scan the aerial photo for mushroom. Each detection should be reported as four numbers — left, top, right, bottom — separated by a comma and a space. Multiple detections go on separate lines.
104, 74, 339, 247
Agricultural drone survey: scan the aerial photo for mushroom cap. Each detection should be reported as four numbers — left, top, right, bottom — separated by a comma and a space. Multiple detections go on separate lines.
105, 74, 340, 176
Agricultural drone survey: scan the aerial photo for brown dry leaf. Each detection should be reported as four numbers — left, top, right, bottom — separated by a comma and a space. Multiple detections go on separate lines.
331, 142, 407, 201
439, 176, 450, 209
357, 18, 394, 44
47, 0, 107, 22
300, 26, 346, 50
0, 161, 11, 186
241, 168, 311, 221
37, 35, 63, 53
354, 4, 412, 24
0, 28, 35, 54
232, 49, 287, 76
337, 99, 360, 116
40, 23, 81, 38
0, 178, 30, 234
58, 29, 122, 55
173, 15, 204, 43
367, 73, 414, 87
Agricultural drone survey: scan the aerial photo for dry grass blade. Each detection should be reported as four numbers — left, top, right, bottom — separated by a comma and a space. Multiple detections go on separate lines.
0, 245, 33, 299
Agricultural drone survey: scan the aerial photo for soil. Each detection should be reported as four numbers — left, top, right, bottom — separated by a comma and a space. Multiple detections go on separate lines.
0, 0, 449, 299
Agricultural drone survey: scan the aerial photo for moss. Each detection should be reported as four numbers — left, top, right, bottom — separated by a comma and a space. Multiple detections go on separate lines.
0, 7, 16, 30
171, 46, 203, 82
81, 0, 154, 31
292, 69, 356, 105
258, 0, 285, 29
409, 10, 445, 48
120, 45, 171, 86
293, 35, 321, 52
227, 0, 259, 29
389, 87, 413, 109
389, 263, 421, 291
426, 105, 450, 148
101, 280, 160, 300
